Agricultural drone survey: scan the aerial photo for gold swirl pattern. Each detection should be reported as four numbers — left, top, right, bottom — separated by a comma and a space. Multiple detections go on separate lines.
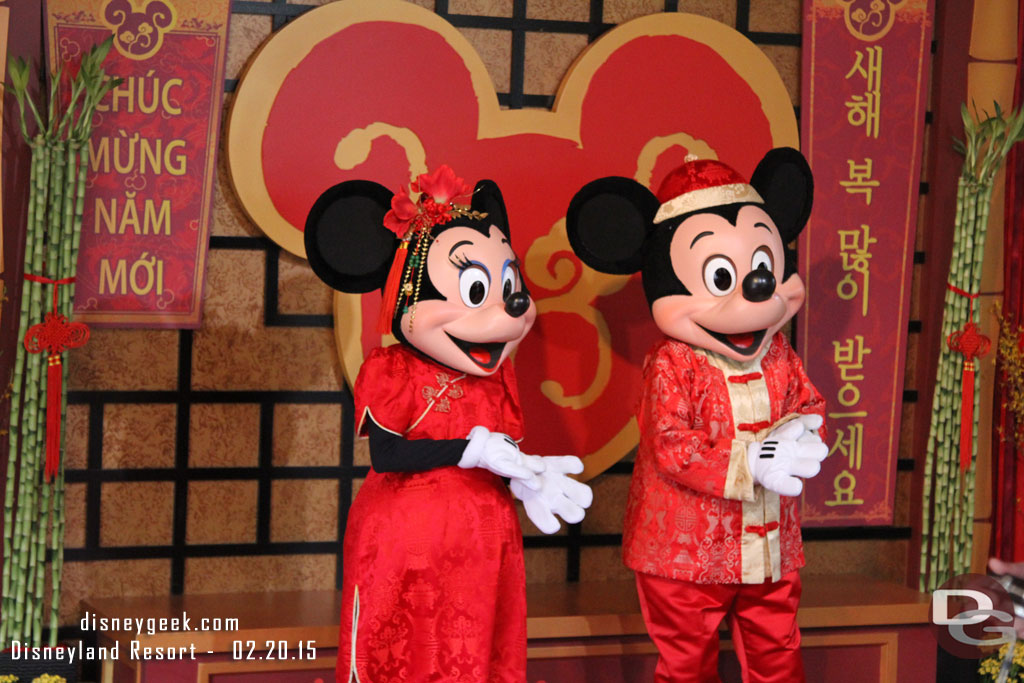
334, 123, 428, 180
840, 0, 907, 42
524, 219, 629, 410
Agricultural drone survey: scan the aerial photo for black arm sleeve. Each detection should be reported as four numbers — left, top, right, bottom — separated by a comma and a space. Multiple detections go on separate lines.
367, 418, 467, 473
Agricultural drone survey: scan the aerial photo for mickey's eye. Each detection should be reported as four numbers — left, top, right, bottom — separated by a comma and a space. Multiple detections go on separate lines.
752, 247, 773, 272
703, 256, 736, 296
459, 265, 490, 307
501, 261, 517, 301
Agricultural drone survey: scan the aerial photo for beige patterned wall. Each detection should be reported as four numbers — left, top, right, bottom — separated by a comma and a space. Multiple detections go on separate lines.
58, 0, 920, 623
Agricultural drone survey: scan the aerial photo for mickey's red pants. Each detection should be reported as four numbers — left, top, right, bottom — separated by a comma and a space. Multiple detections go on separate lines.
635, 570, 804, 683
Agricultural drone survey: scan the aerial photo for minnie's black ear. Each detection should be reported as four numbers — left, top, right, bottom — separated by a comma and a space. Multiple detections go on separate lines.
470, 179, 509, 238
304, 180, 398, 293
566, 177, 659, 275
749, 147, 814, 243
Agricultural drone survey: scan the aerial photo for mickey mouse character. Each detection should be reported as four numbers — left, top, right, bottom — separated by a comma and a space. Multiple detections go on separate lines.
567, 148, 827, 682
306, 165, 592, 683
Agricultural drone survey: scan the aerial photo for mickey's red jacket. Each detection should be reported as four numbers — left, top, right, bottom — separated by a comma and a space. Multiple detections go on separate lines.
623, 333, 826, 584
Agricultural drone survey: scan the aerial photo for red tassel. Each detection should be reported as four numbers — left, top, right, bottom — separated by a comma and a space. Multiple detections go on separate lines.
45, 355, 62, 481
946, 319, 991, 475
377, 242, 409, 334
960, 360, 975, 474
21, 275, 90, 481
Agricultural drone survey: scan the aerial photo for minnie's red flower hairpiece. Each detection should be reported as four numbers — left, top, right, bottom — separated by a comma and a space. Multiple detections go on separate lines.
382, 165, 475, 238
377, 165, 487, 334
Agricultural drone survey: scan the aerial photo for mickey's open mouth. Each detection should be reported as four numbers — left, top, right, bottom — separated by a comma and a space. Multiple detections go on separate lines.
445, 333, 507, 370
697, 325, 767, 357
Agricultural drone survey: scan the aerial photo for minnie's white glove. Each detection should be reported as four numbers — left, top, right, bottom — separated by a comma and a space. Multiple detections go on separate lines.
510, 456, 592, 534
747, 418, 828, 497
461, 426, 544, 488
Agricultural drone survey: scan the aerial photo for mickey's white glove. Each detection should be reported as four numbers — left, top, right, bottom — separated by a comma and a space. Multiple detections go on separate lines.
461, 426, 544, 488
768, 414, 825, 444
747, 419, 828, 497
510, 456, 593, 534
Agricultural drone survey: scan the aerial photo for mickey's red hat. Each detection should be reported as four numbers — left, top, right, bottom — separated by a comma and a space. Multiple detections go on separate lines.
654, 154, 763, 224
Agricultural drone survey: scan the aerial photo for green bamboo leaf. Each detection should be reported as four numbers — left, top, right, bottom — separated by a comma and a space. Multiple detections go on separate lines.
92, 34, 115, 66
7, 56, 28, 94
1008, 109, 1024, 143
961, 102, 974, 136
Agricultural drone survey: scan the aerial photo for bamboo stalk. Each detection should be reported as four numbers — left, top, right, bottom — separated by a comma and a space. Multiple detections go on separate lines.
26, 471, 47, 647
941, 172, 980, 587
919, 178, 960, 588
0, 135, 44, 645
919, 103, 1021, 589
47, 139, 89, 645
48, 467, 67, 645
962, 392, 980, 573
12, 140, 52, 644
956, 179, 993, 575
940, 185, 980, 585
2, 35, 132, 647
923, 171, 973, 590
25, 140, 66, 645
31, 479, 52, 648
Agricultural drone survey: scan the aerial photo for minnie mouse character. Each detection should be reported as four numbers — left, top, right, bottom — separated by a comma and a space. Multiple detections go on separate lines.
305, 165, 592, 682
567, 148, 827, 682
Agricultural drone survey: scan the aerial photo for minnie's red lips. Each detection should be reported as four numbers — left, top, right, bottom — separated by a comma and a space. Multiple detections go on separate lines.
727, 332, 755, 348
445, 333, 507, 370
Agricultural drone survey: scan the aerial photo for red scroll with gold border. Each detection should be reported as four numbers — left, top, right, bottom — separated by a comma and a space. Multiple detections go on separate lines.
45, 0, 230, 328
798, 0, 933, 526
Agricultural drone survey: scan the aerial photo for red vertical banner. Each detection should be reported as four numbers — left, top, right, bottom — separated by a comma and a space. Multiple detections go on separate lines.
45, 0, 230, 328
799, 0, 933, 526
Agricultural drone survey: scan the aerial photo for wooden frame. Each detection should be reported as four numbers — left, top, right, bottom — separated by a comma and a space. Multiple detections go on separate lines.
196, 657, 338, 683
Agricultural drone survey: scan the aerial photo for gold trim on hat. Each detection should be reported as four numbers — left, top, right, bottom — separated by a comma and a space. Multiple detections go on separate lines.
653, 183, 764, 224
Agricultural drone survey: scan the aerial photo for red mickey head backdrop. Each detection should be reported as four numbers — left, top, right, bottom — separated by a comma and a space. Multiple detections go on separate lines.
227, 0, 797, 478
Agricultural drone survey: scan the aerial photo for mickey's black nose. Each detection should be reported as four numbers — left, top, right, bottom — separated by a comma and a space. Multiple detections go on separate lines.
505, 292, 530, 318
742, 270, 776, 302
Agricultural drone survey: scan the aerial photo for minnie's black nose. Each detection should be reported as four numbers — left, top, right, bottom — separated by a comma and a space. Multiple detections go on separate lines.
505, 292, 530, 318
742, 270, 776, 302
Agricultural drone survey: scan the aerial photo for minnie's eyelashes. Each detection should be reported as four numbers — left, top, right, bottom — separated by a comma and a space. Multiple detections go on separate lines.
449, 253, 472, 270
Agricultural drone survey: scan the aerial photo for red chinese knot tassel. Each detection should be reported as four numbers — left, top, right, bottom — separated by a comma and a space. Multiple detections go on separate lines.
45, 354, 63, 480
23, 275, 89, 481
945, 283, 991, 474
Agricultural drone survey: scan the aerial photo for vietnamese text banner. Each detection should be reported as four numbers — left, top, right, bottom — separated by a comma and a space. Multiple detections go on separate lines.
799, 0, 933, 526
46, 0, 230, 328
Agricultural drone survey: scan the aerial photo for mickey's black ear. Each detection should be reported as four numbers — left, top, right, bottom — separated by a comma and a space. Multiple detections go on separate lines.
749, 147, 813, 243
470, 179, 509, 238
304, 180, 398, 293
566, 177, 659, 275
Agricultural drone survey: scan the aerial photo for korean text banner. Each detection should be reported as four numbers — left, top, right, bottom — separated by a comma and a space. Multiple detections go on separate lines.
799, 0, 933, 525
46, 0, 230, 328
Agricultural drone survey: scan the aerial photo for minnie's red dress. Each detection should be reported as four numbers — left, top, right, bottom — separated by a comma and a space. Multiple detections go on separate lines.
337, 344, 527, 683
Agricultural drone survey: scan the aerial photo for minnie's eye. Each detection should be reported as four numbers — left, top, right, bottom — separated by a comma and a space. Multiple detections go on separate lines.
501, 262, 517, 301
703, 256, 736, 296
459, 266, 489, 307
752, 247, 773, 272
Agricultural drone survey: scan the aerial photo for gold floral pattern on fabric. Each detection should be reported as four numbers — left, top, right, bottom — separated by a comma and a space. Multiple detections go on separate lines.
420, 372, 466, 414
697, 345, 779, 582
